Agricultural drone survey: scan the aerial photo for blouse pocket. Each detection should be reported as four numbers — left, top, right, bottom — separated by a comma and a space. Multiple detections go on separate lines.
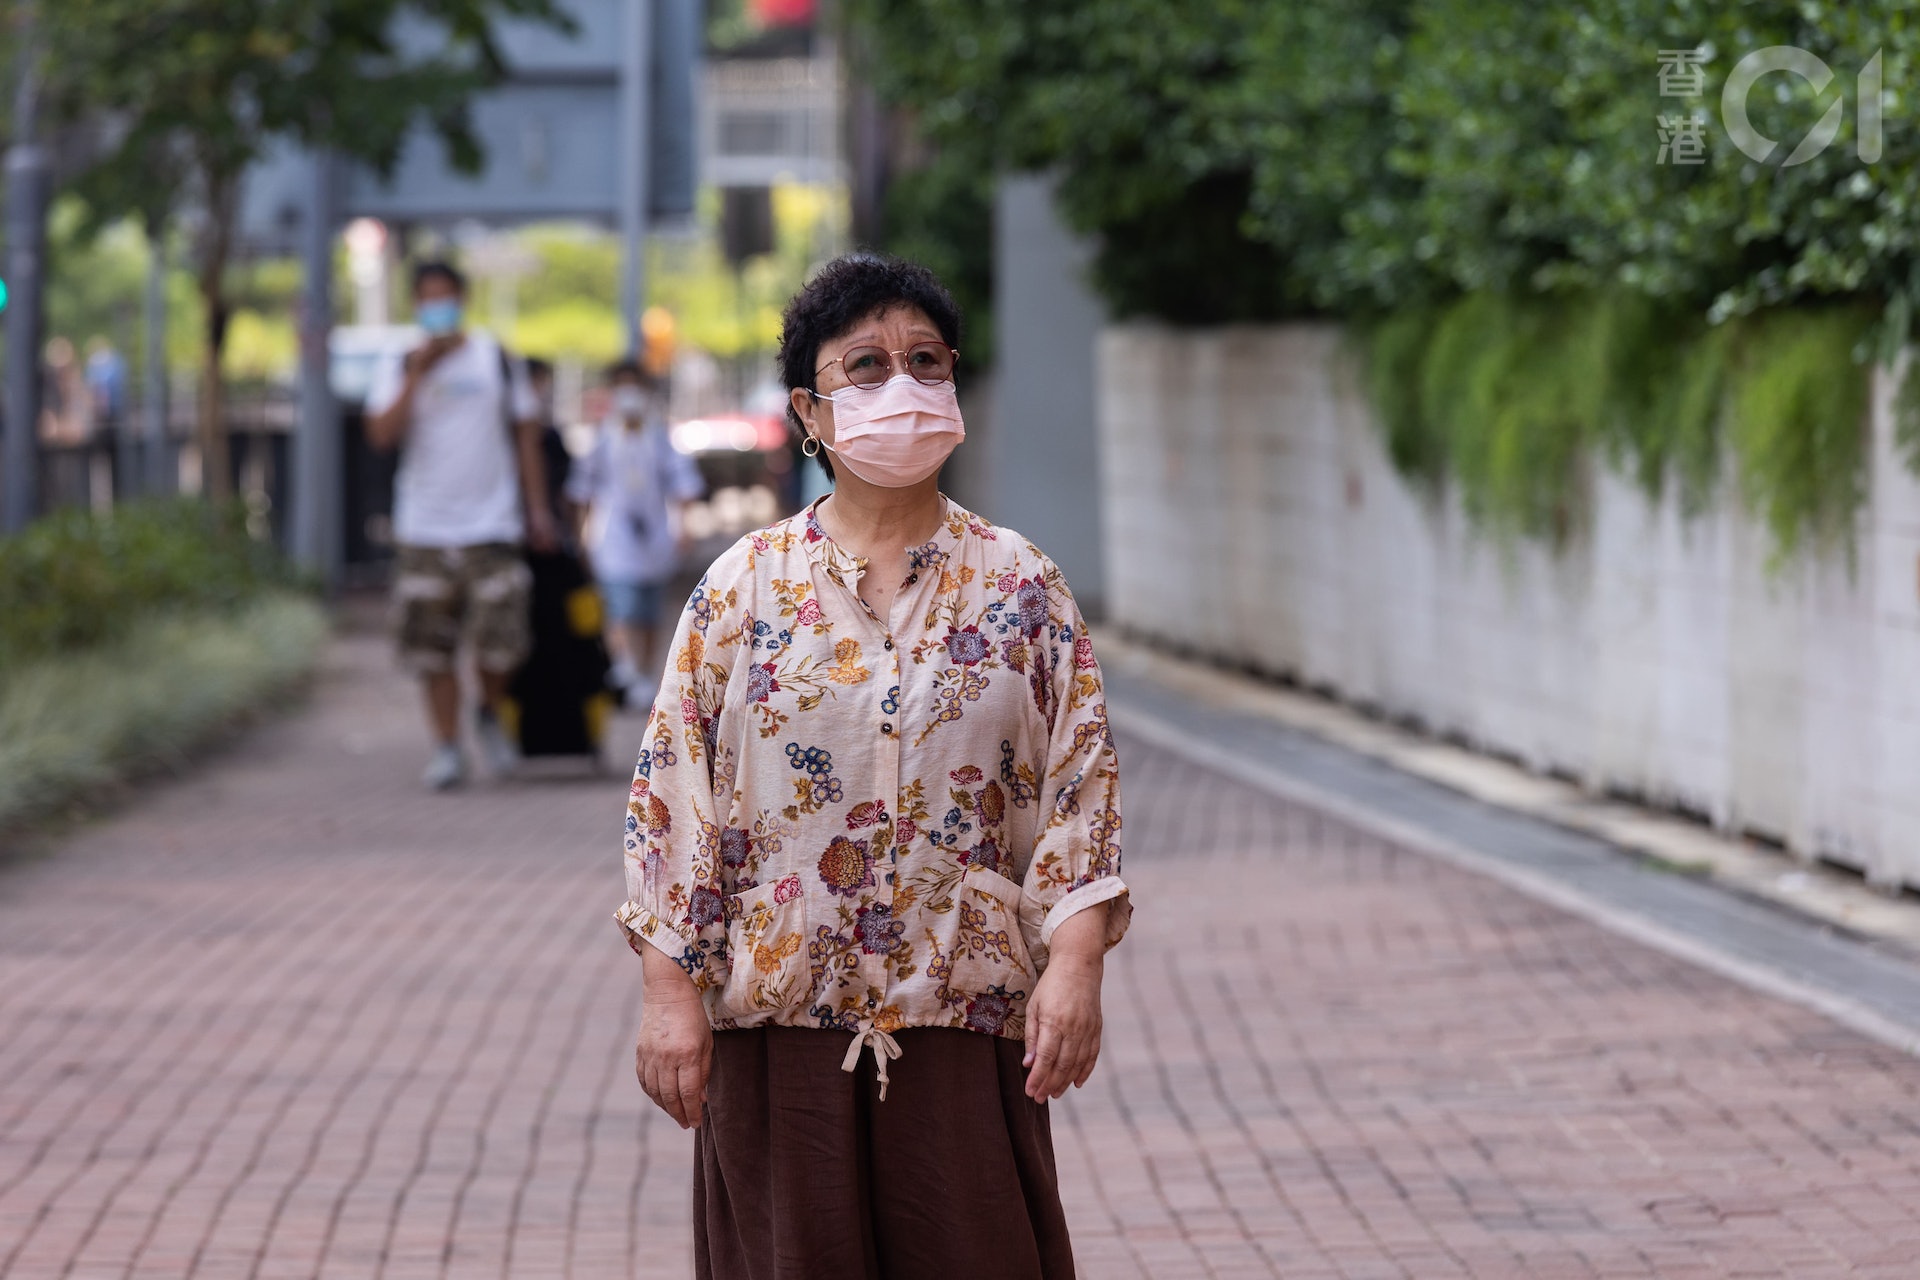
946, 864, 1038, 1016
716, 877, 812, 1021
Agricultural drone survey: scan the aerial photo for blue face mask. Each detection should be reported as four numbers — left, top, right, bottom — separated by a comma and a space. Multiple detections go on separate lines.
417, 299, 464, 336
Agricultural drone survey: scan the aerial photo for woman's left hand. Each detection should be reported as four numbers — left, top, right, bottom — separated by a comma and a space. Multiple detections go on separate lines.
1022, 904, 1109, 1101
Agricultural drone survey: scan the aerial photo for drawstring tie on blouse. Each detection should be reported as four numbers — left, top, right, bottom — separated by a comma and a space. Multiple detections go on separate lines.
841, 1024, 902, 1100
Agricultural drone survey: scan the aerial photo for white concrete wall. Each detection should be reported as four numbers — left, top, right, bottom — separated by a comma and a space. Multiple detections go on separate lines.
1098, 322, 1920, 890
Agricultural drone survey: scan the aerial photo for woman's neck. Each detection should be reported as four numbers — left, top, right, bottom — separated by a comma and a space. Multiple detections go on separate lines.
815, 481, 944, 555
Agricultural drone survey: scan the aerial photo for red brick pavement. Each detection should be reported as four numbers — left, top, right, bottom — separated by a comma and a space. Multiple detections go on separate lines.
3, 625, 1920, 1278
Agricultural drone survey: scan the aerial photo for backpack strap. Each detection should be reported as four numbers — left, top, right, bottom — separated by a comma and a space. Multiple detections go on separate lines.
496, 340, 517, 441
493, 338, 534, 506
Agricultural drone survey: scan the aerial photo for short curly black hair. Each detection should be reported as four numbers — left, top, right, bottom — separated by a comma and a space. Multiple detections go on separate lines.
777, 253, 963, 481
605, 357, 659, 388
410, 258, 468, 296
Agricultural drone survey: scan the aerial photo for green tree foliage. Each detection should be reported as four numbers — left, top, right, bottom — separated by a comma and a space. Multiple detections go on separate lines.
848, 0, 1908, 557
33, 0, 571, 497
850, 0, 1292, 322
1348, 1, 1920, 329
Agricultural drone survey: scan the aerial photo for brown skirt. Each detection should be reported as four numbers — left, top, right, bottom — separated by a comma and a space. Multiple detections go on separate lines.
694, 1025, 1077, 1280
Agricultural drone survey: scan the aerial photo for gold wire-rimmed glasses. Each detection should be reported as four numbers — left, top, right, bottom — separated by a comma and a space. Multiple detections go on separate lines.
815, 342, 958, 389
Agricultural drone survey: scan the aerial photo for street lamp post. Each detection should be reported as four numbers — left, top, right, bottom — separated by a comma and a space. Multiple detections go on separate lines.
142, 226, 170, 496
618, 0, 653, 359
2, 5, 50, 533
290, 149, 340, 583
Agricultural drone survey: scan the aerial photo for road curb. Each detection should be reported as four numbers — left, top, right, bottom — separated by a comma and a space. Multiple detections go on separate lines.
1112, 700, 1920, 1060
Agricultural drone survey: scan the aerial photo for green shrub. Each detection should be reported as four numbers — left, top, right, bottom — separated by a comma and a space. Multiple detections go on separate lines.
0, 499, 297, 673
0, 592, 328, 831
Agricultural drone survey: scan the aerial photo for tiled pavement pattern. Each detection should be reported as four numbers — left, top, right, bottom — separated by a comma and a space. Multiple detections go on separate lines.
4, 626, 1920, 1279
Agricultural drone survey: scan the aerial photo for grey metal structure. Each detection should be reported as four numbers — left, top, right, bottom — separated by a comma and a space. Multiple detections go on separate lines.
240, 0, 697, 238
988, 173, 1107, 619
617, 0, 654, 355
702, 54, 840, 189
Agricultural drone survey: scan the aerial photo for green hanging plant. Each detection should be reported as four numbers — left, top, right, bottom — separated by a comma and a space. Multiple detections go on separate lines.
1384, 292, 1614, 544
1645, 320, 1735, 519
1463, 298, 1598, 542
1361, 291, 1873, 563
1725, 307, 1875, 563
1893, 348, 1920, 478
1356, 307, 1443, 485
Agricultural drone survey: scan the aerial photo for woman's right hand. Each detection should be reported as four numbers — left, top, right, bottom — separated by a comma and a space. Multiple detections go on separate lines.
635, 949, 713, 1128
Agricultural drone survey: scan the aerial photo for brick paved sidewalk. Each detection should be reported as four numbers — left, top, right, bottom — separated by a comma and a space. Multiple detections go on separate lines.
3, 623, 1920, 1279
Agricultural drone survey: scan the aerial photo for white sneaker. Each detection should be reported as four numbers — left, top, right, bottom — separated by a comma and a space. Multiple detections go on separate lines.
422, 744, 466, 791
476, 707, 520, 777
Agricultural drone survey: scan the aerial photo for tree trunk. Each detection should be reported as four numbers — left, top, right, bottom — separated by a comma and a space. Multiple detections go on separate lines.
196, 282, 229, 499
195, 171, 237, 500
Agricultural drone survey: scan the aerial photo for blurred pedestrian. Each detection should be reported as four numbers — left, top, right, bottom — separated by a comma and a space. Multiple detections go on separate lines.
365, 260, 558, 791
84, 337, 129, 431
524, 356, 576, 535
567, 359, 704, 707
618, 254, 1130, 1278
513, 354, 615, 763
38, 337, 90, 445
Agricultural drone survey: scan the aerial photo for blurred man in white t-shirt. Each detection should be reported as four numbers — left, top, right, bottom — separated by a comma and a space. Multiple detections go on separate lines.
366, 261, 558, 790
567, 359, 705, 707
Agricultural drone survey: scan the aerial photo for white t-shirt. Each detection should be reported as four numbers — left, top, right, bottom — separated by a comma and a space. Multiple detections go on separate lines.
566, 416, 706, 585
366, 332, 538, 548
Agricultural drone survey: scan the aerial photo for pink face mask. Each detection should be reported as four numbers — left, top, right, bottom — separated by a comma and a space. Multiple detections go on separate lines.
815, 374, 965, 488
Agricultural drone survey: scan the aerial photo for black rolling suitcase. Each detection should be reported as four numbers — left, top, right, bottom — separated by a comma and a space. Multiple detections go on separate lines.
507, 548, 614, 765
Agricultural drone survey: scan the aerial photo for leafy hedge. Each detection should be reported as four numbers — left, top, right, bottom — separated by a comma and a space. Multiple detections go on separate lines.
850, 0, 1909, 554
0, 502, 321, 832
854, 0, 1916, 323
0, 499, 297, 672
0, 593, 328, 831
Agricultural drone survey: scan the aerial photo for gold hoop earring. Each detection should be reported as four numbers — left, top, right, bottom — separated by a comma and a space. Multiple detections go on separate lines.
802, 435, 821, 457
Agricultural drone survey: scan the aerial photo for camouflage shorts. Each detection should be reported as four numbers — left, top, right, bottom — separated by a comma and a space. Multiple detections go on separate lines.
391, 543, 533, 675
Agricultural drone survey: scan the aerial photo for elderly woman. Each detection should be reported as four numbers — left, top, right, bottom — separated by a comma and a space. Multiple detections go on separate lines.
618, 254, 1130, 1279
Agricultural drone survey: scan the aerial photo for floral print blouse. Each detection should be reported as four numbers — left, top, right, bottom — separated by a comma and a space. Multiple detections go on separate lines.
616, 496, 1130, 1088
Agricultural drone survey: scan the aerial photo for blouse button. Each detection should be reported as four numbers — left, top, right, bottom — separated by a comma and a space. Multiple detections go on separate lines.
883, 637, 894, 650
881, 722, 893, 736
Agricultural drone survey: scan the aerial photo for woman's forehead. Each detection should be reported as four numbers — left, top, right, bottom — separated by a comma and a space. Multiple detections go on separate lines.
830, 303, 940, 349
